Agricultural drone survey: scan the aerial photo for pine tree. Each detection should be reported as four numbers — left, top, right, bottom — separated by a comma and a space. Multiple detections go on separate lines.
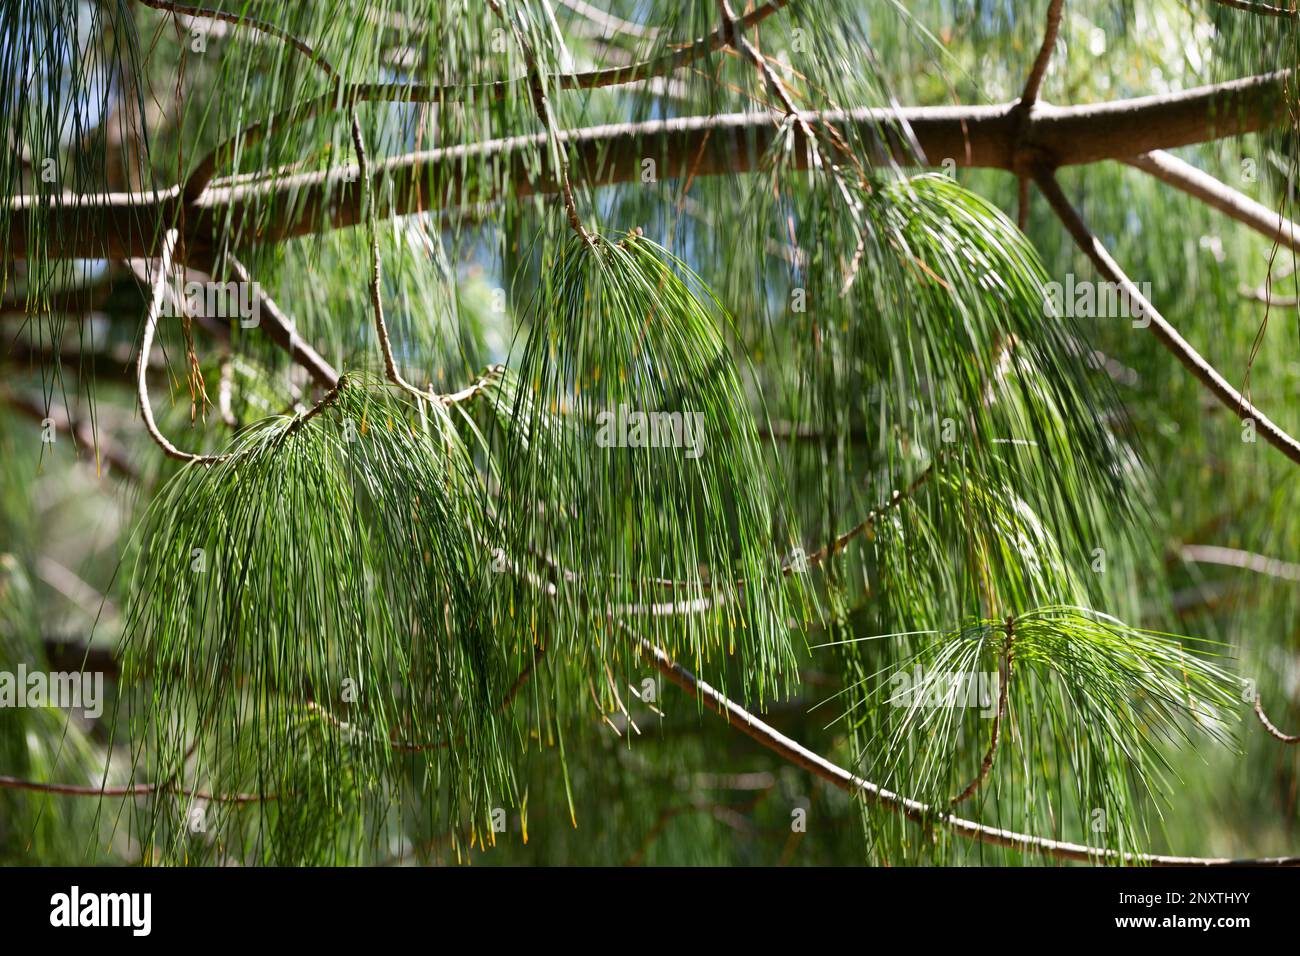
1, 0, 1299, 866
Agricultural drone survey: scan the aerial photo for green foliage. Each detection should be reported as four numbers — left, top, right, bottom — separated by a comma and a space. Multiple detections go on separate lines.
834, 606, 1237, 860
119, 379, 516, 860
2, 0, 1296, 867
489, 232, 804, 704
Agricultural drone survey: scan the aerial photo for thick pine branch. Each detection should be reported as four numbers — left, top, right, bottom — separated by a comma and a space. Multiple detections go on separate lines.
4, 71, 1291, 259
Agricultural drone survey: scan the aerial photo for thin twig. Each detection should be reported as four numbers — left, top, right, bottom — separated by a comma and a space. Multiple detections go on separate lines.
0, 774, 275, 804
951, 617, 1014, 805
487, 0, 596, 245
225, 257, 341, 389
350, 114, 427, 400
284, 373, 350, 434
137, 228, 229, 465
599, 461, 933, 599
140, 0, 350, 399
1254, 693, 1300, 743
1126, 151, 1300, 254
790, 465, 935, 574
217, 355, 238, 427
1213, 0, 1298, 17
305, 641, 547, 753
353, 104, 504, 400
1181, 544, 1300, 582
437, 364, 506, 407
556, 0, 660, 40
141, 244, 344, 460
719, 0, 821, 166
135, 0, 337, 76
35, 555, 121, 623
1241, 287, 1298, 307
350, 119, 499, 404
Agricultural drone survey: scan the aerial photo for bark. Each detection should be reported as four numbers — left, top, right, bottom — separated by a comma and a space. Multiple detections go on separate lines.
4, 71, 1290, 260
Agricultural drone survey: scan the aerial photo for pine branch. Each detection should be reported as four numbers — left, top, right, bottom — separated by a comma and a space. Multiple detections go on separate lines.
0, 774, 276, 804
634, 633, 1300, 866
1035, 169, 1300, 468
135, 0, 338, 77
792, 465, 935, 575
136, 228, 229, 464
1019, 0, 1065, 108
1213, 0, 1298, 16
350, 114, 428, 399
556, 0, 660, 41
949, 619, 1014, 806
438, 364, 506, 407
0, 389, 140, 483
1181, 544, 1300, 581
486, 0, 596, 245
1254, 694, 1300, 743
8, 71, 1291, 259
1126, 150, 1300, 255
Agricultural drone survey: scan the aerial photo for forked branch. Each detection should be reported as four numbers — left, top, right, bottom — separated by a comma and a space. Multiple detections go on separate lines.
10, 70, 1293, 260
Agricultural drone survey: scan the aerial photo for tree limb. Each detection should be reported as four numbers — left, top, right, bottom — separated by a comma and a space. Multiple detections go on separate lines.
1126, 150, 1300, 254
136, 228, 229, 464
1254, 693, 1300, 743
1213, 0, 1297, 16
1035, 169, 1300, 468
636, 634, 1300, 865
8, 71, 1290, 260
1181, 543, 1300, 581
1019, 0, 1065, 107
